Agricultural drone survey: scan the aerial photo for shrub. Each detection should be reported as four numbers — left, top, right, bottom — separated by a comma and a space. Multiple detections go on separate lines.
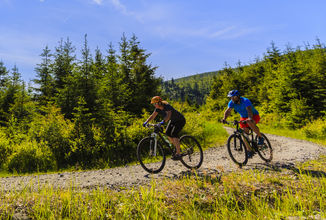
28, 106, 74, 169
302, 118, 326, 139
6, 140, 56, 173
0, 129, 11, 168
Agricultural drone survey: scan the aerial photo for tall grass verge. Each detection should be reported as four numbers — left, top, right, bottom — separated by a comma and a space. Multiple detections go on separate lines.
1, 158, 325, 219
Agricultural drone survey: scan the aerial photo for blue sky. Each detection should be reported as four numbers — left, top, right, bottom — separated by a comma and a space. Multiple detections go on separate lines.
1, 0, 326, 82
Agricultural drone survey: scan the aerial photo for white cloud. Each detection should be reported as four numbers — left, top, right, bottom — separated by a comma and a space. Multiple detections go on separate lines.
209, 26, 236, 38
108, 0, 150, 22
110, 0, 128, 14
92, 0, 102, 5
153, 24, 260, 40
0, 28, 57, 68
0, 52, 40, 67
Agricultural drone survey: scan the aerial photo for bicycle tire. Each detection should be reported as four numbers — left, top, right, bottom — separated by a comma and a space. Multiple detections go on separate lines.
255, 133, 273, 162
227, 134, 248, 166
179, 135, 203, 169
137, 137, 166, 174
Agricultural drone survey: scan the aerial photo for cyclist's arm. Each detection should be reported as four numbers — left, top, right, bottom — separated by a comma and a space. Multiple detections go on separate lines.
145, 111, 158, 124
223, 107, 233, 120
246, 106, 253, 120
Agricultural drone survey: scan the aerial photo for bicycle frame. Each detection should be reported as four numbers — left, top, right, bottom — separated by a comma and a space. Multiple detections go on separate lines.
148, 124, 174, 156
225, 120, 273, 166
232, 121, 257, 152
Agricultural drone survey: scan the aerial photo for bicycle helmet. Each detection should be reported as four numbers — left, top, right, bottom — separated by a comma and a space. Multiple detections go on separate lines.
151, 96, 163, 104
227, 90, 240, 97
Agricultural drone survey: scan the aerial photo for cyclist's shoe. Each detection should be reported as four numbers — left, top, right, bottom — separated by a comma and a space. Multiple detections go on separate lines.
247, 151, 255, 159
258, 137, 265, 145
171, 154, 182, 161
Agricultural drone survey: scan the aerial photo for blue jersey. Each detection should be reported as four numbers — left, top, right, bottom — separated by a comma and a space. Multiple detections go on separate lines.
228, 97, 259, 118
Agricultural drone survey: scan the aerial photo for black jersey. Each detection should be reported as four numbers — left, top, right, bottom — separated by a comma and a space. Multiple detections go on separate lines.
155, 104, 185, 123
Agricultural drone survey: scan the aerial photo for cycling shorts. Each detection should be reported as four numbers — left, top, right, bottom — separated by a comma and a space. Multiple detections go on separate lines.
239, 114, 260, 128
165, 119, 186, 138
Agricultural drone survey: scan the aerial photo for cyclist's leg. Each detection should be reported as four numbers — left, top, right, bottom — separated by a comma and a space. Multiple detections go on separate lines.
240, 118, 255, 157
246, 115, 264, 144
245, 115, 262, 137
166, 119, 185, 155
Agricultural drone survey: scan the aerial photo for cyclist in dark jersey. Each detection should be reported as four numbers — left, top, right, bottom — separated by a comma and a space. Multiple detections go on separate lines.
143, 96, 186, 160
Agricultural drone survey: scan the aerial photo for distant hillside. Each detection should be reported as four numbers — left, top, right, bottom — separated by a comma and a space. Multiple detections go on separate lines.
208, 41, 326, 128
161, 71, 219, 105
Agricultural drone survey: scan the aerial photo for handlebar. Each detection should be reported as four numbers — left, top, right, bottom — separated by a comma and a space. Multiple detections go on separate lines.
145, 123, 161, 127
145, 123, 164, 133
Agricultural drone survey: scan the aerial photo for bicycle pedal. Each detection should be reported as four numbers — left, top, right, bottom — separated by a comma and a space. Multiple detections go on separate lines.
171, 155, 182, 161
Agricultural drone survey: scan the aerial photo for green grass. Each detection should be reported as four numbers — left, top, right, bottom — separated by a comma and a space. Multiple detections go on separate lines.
202, 121, 229, 148
1, 157, 325, 219
259, 124, 326, 147
0, 120, 325, 219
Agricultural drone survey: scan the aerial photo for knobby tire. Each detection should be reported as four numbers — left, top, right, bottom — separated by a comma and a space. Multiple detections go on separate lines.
179, 135, 203, 169
137, 137, 166, 174
227, 134, 248, 166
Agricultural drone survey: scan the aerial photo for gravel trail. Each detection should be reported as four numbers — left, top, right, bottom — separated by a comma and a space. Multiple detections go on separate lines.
1, 127, 325, 192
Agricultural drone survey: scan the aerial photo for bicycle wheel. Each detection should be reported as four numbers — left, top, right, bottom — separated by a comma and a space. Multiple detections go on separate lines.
255, 133, 273, 162
227, 134, 248, 166
137, 137, 166, 174
179, 135, 203, 169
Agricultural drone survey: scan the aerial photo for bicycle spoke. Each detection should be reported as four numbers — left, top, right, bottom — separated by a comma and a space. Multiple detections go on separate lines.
255, 134, 273, 162
179, 135, 203, 169
137, 137, 166, 173
227, 134, 248, 166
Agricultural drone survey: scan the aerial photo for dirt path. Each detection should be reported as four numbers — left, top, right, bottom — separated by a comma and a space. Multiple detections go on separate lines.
1, 127, 325, 192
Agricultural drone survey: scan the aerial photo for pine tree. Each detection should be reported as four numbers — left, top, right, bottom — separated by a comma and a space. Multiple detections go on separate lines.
33, 46, 55, 105
0, 61, 8, 90
53, 38, 76, 91
53, 38, 77, 118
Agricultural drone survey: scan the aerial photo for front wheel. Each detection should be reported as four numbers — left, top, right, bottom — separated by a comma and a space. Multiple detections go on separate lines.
137, 137, 166, 174
255, 133, 273, 162
227, 134, 248, 167
179, 135, 203, 169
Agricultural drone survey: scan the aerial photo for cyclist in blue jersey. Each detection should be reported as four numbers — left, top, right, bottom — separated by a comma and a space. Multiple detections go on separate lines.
221, 90, 264, 158
143, 96, 186, 160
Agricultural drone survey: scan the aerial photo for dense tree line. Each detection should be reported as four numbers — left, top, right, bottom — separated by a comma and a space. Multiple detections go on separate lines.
0, 34, 161, 172
161, 71, 217, 106
208, 40, 326, 128
162, 40, 326, 128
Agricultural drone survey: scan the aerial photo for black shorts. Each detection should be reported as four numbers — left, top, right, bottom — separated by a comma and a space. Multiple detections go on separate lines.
165, 119, 186, 138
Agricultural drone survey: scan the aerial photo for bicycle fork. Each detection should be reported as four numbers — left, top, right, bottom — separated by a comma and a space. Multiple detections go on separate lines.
150, 133, 158, 156
236, 133, 251, 152
242, 134, 253, 152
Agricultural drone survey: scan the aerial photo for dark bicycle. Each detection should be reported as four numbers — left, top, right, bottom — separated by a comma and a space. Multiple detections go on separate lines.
225, 120, 273, 167
137, 123, 203, 174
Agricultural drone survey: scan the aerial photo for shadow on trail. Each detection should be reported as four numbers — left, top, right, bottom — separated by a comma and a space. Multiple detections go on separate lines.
144, 168, 222, 184
250, 161, 326, 178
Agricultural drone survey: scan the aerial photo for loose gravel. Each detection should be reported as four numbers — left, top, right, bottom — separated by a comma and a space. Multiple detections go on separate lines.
1, 127, 325, 192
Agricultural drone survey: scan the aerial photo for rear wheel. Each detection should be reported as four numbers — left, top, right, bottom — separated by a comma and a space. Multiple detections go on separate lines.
227, 134, 248, 167
179, 135, 203, 169
137, 137, 166, 173
255, 133, 273, 162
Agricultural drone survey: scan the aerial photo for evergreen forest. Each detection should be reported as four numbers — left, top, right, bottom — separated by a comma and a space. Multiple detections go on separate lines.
164, 41, 326, 129
0, 35, 325, 174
